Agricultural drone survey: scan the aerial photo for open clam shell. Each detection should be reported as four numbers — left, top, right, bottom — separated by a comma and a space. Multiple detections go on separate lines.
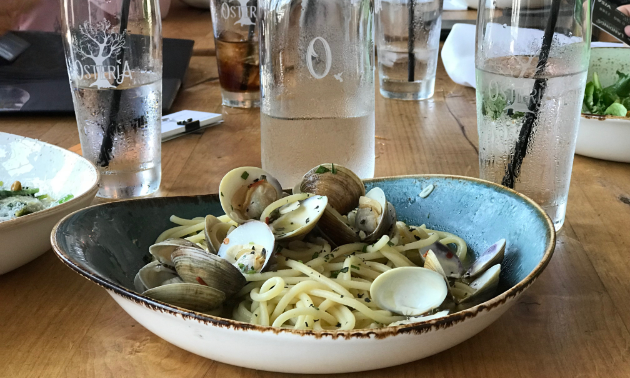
171, 247, 246, 297
134, 260, 182, 292
299, 164, 397, 246
370, 267, 448, 316
143, 283, 226, 312
259, 193, 328, 241
217, 221, 276, 274
204, 216, 234, 254
420, 242, 464, 279
149, 238, 203, 265
219, 167, 283, 224
457, 264, 501, 303
464, 239, 505, 279
299, 164, 365, 215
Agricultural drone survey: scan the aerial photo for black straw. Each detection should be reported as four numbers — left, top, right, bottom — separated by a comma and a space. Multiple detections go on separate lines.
97, 0, 132, 167
501, 0, 561, 188
239, 7, 257, 92
407, 0, 415, 82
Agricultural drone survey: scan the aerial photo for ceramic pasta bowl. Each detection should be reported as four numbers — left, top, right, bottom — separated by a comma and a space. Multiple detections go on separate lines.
52, 175, 555, 374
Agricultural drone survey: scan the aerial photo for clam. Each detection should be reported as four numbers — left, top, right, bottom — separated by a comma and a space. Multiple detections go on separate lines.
421, 242, 464, 279
259, 193, 328, 240
171, 246, 246, 297
134, 260, 182, 292
464, 239, 505, 279
456, 264, 501, 303
218, 220, 276, 274
370, 267, 448, 316
143, 283, 226, 312
149, 238, 203, 265
219, 167, 283, 224
299, 164, 397, 245
204, 215, 234, 254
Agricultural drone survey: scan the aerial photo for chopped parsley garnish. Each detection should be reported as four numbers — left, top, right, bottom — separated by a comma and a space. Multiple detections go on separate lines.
339, 267, 349, 273
312, 252, 320, 259
364, 298, 371, 303
331, 163, 337, 174
361, 245, 367, 253
351, 265, 360, 270
315, 165, 330, 174
336, 322, 341, 327
330, 271, 340, 278
220, 192, 224, 197
305, 218, 310, 224
387, 241, 394, 246
241, 171, 249, 180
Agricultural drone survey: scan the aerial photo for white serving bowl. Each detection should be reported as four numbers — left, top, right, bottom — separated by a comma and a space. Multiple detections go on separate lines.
52, 175, 555, 374
0, 132, 99, 275
576, 47, 630, 163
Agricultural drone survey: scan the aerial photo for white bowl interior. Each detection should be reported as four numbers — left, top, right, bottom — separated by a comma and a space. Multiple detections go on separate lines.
0, 132, 97, 201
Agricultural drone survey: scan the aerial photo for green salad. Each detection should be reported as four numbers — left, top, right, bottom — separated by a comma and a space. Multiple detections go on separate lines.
583, 71, 630, 117
0, 180, 73, 223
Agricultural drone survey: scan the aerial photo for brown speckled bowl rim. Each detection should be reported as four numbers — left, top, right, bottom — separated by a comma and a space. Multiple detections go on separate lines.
0, 132, 100, 232
51, 174, 556, 340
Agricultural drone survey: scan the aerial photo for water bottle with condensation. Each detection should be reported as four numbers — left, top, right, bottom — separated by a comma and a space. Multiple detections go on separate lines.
258, 0, 375, 187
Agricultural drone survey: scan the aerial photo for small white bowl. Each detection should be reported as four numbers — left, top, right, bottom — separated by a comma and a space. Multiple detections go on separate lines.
576, 47, 630, 163
0, 132, 99, 275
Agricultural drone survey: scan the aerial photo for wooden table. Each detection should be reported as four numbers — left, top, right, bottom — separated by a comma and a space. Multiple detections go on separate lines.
2, 2, 630, 377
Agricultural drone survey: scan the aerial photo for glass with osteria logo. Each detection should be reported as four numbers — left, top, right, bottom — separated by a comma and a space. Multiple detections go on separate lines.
475, 0, 591, 231
61, 0, 162, 199
210, 0, 260, 108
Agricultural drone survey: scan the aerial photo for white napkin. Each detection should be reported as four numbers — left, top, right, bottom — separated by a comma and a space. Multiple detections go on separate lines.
441, 23, 477, 88
439, 24, 626, 89
443, 0, 468, 11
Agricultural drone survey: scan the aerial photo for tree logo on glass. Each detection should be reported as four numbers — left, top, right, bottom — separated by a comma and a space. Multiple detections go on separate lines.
221, 0, 256, 26
69, 20, 133, 89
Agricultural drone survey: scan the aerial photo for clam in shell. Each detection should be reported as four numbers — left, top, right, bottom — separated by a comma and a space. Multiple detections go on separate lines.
204, 215, 234, 254
149, 238, 203, 265
299, 164, 397, 246
464, 239, 505, 279
171, 246, 246, 297
219, 167, 283, 224
259, 193, 328, 240
421, 242, 464, 279
143, 283, 226, 312
218, 220, 276, 274
456, 264, 501, 303
134, 260, 182, 292
370, 267, 448, 316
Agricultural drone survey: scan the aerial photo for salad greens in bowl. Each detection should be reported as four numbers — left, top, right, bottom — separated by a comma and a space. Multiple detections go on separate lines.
582, 70, 630, 117
0, 132, 99, 275
576, 47, 630, 163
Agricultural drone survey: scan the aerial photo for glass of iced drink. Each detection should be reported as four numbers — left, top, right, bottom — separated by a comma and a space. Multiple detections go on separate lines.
210, 0, 260, 108
259, 0, 375, 186
376, 0, 443, 100
475, 0, 591, 230
61, 0, 162, 199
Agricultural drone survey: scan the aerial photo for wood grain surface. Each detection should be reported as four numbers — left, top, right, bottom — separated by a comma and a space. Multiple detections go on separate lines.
2, 2, 630, 377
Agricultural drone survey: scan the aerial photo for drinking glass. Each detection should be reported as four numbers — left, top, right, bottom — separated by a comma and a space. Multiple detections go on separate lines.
376, 0, 443, 100
61, 0, 162, 199
475, 0, 591, 230
259, 0, 375, 187
210, 0, 260, 108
